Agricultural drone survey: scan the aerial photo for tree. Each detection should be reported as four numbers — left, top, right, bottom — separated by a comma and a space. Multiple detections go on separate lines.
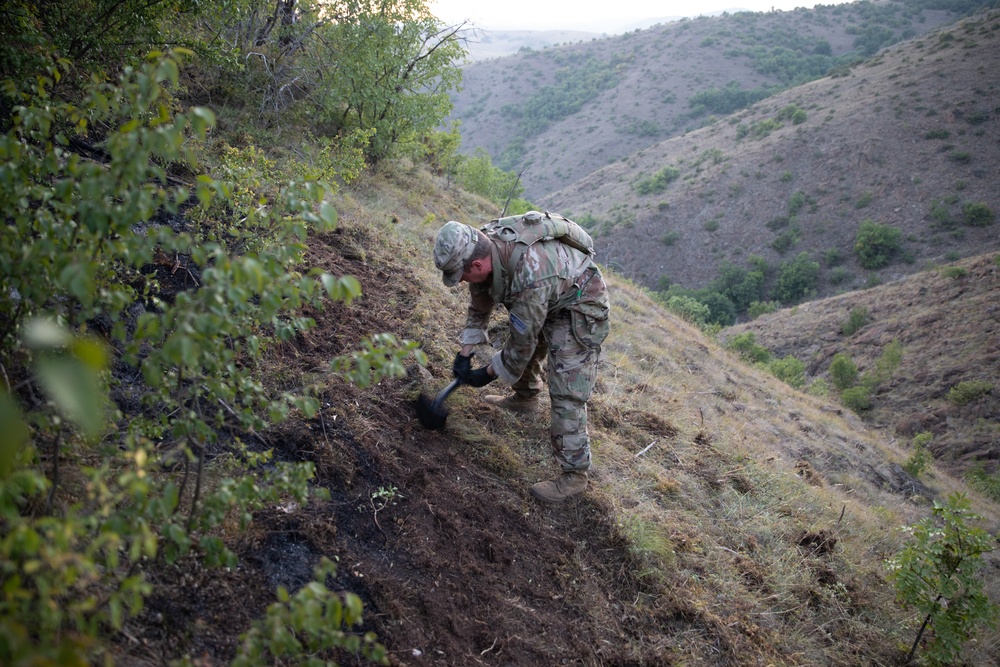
854, 219, 902, 269
774, 252, 819, 304
312, 0, 465, 161
888, 493, 997, 666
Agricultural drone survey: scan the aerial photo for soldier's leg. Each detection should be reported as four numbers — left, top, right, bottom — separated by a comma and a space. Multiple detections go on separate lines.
545, 312, 599, 471
511, 332, 548, 399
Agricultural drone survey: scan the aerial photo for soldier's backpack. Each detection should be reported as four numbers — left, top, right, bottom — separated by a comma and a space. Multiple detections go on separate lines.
482, 211, 595, 271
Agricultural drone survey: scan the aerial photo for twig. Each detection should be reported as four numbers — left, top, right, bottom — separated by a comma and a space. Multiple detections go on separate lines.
634, 441, 658, 458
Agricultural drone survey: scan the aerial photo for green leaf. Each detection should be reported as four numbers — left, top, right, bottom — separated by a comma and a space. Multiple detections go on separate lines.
36, 356, 107, 438
0, 391, 30, 478
318, 202, 338, 230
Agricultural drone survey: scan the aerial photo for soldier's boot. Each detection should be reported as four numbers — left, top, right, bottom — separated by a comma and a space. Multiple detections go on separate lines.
530, 470, 588, 503
483, 393, 540, 413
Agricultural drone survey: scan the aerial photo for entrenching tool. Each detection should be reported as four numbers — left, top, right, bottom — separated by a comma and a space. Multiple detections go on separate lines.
415, 377, 462, 429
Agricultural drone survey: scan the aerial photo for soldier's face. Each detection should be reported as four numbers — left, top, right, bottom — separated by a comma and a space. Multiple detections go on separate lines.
461, 256, 492, 284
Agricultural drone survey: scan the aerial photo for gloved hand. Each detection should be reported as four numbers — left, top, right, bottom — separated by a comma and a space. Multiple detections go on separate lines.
464, 365, 496, 388
452, 352, 473, 381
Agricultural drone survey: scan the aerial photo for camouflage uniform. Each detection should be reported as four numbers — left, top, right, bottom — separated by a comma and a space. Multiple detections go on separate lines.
437, 212, 610, 472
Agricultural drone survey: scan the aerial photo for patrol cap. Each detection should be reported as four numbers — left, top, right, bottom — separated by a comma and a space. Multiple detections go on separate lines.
434, 221, 479, 287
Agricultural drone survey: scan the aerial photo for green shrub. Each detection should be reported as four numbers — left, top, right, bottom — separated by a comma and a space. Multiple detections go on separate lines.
828, 266, 852, 285
662, 230, 681, 245
947, 380, 993, 406
854, 220, 902, 269
665, 295, 711, 326
725, 332, 772, 364
948, 151, 971, 164
966, 463, 1000, 503
824, 247, 845, 267
830, 353, 859, 391
747, 300, 780, 319
924, 128, 950, 139
855, 191, 874, 209
634, 166, 681, 194
888, 493, 997, 666
942, 265, 968, 279
774, 252, 819, 304
841, 306, 869, 336
841, 385, 871, 413
861, 339, 903, 390
962, 201, 995, 227
771, 227, 801, 254
903, 432, 933, 477
767, 355, 807, 388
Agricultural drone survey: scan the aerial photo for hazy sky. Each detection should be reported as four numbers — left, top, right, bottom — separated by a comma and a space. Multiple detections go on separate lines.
429, 0, 820, 32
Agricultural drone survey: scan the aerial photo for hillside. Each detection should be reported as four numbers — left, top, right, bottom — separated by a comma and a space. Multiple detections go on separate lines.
118, 169, 1000, 665
449, 2, 965, 200
4, 2, 1000, 666
540, 9, 1000, 301
721, 251, 1000, 476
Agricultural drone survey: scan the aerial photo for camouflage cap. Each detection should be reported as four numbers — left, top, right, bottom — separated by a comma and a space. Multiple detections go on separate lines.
434, 221, 479, 287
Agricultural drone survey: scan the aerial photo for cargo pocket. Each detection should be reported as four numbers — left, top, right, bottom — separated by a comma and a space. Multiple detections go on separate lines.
568, 307, 609, 350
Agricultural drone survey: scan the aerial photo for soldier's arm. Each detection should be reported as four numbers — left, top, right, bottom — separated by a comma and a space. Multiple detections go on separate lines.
489, 283, 553, 385
459, 281, 494, 347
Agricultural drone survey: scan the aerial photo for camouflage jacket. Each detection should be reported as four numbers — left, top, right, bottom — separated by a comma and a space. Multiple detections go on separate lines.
460, 213, 609, 384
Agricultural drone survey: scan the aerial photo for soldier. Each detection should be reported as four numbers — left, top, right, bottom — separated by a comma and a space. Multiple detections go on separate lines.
433, 211, 610, 503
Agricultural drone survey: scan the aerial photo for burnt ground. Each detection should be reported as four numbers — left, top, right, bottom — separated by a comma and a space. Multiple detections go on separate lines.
114, 225, 734, 667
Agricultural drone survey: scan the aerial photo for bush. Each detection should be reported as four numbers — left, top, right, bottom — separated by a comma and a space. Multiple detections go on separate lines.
903, 432, 933, 477
841, 385, 871, 413
774, 252, 819, 304
767, 355, 807, 388
947, 380, 993, 406
966, 463, 1000, 503
841, 306, 869, 336
830, 353, 859, 391
962, 202, 995, 227
747, 300, 780, 319
634, 166, 681, 194
888, 493, 997, 666
665, 295, 711, 326
725, 332, 772, 364
854, 220, 903, 269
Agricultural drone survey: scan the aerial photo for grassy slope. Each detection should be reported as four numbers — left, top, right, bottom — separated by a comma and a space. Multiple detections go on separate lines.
129, 161, 1000, 666
540, 10, 1000, 300
721, 251, 1000, 475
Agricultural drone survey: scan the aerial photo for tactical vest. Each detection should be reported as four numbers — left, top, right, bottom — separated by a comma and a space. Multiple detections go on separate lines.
482, 210, 595, 274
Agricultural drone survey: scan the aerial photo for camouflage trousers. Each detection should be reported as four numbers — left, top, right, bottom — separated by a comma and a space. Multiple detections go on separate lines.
512, 310, 606, 472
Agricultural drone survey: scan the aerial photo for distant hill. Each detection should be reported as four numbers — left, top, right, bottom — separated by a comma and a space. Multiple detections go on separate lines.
459, 29, 604, 62
540, 9, 1000, 302
721, 251, 1000, 477
449, 2, 964, 200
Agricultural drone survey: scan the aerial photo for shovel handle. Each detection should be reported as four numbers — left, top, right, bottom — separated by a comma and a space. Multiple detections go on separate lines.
431, 378, 462, 412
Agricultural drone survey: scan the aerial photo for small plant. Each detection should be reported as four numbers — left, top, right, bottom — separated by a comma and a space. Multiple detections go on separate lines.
966, 463, 1000, 503
747, 300, 780, 319
841, 306, 869, 336
903, 432, 932, 477
887, 493, 998, 666
767, 355, 806, 388
962, 202, 995, 227
855, 191, 874, 209
923, 128, 950, 139
948, 151, 971, 164
947, 380, 993, 406
942, 265, 968, 279
725, 332, 772, 364
830, 353, 859, 391
661, 230, 681, 246
841, 385, 871, 413
854, 220, 903, 269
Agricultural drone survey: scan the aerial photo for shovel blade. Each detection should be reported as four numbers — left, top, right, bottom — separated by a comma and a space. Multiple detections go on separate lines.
415, 393, 449, 430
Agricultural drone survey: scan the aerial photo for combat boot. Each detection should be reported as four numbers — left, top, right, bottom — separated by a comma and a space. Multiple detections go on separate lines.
483, 393, 540, 413
530, 471, 587, 503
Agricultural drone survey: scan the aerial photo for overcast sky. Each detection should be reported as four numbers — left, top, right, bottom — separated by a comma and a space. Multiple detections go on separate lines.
429, 0, 822, 32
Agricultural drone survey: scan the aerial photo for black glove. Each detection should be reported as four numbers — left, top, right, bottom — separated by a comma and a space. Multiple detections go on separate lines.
464, 365, 496, 388
452, 352, 473, 380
